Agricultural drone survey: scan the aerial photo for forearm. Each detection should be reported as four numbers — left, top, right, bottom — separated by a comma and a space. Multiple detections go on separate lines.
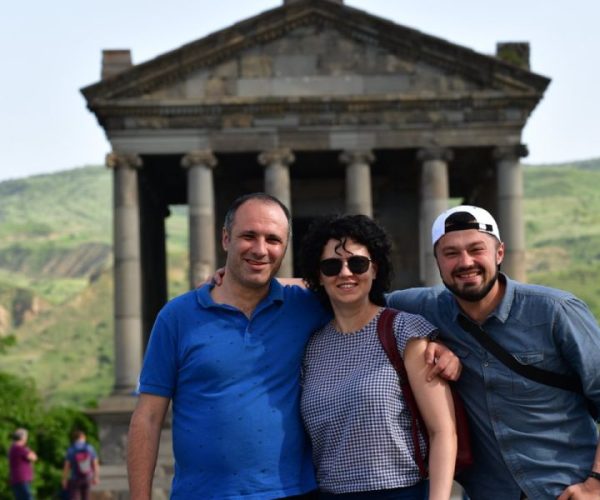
92, 458, 100, 484
405, 339, 457, 500
427, 430, 457, 500
127, 397, 168, 500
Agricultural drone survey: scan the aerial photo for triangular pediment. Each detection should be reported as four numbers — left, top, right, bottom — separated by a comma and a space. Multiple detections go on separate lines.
82, 0, 549, 105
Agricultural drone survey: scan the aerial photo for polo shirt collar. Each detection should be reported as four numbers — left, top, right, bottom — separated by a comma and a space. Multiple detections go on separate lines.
195, 279, 285, 309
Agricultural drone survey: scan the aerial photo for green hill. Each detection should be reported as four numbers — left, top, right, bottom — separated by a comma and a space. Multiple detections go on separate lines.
0, 160, 599, 407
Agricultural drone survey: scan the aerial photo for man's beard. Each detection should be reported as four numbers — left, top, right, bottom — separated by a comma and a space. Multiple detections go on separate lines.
442, 264, 500, 302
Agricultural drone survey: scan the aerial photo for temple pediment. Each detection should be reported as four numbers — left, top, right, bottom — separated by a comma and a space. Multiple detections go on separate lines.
82, 0, 548, 106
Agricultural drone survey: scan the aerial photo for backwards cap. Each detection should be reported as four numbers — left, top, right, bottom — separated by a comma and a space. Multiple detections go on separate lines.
432, 205, 501, 246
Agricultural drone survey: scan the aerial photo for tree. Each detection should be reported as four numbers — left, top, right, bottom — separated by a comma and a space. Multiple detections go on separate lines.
0, 372, 98, 499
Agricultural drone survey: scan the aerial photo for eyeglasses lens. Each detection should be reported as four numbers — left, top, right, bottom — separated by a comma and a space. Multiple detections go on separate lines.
319, 256, 371, 276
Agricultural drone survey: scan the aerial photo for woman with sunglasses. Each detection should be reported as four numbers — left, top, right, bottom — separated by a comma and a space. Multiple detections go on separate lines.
299, 214, 457, 500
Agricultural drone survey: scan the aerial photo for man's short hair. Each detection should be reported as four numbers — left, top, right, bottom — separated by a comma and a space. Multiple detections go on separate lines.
223, 192, 291, 237
12, 428, 28, 441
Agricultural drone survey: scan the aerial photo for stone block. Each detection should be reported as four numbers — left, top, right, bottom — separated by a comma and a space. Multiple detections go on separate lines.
363, 75, 411, 94
329, 131, 375, 150
241, 54, 273, 78
212, 59, 238, 78
273, 54, 318, 76
237, 78, 273, 97
205, 78, 234, 98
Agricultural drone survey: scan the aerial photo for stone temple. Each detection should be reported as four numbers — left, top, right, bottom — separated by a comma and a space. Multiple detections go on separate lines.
81, 1, 549, 497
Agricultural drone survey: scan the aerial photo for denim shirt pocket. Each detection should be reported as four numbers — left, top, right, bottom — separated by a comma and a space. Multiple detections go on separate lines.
510, 351, 545, 395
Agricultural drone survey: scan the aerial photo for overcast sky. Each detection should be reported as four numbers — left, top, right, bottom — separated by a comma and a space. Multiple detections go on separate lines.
1, 0, 598, 182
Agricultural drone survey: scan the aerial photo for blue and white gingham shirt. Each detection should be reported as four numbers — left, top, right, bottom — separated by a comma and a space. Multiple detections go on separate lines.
300, 308, 437, 494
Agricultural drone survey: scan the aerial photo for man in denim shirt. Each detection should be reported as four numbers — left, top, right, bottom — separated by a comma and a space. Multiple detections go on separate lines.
387, 205, 600, 500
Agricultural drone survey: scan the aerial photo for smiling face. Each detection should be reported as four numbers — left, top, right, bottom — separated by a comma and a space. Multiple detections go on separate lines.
435, 229, 504, 303
222, 198, 289, 291
319, 237, 377, 309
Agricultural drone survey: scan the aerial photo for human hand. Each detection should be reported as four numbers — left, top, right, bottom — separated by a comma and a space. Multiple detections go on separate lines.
557, 477, 600, 499
424, 341, 462, 382
211, 267, 226, 286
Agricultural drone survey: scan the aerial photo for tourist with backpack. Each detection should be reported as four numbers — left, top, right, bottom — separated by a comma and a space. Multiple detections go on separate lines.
61, 430, 100, 500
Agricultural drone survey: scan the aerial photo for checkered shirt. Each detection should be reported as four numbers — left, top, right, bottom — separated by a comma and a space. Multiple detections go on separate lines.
300, 308, 437, 494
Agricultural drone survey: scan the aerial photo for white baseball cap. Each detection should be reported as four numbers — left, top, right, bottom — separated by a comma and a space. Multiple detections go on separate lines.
432, 205, 501, 246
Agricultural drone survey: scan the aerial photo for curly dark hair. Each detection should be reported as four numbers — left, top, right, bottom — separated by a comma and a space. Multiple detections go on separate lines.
299, 214, 392, 307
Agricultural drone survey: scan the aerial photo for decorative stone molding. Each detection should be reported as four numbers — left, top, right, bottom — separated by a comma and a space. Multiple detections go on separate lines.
105, 152, 142, 169
493, 144, 528, 162
417, 146, 453, 163
258, 147, 295, 167
181, 149, 218, 169
339, 149, 375, 166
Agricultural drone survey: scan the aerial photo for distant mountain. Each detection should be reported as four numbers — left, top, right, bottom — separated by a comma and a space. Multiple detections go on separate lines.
0, 160, 599, 407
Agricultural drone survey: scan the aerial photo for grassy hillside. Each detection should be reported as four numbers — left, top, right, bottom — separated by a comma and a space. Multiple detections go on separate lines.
0, 161, 599, 407
524, 159, 600, 314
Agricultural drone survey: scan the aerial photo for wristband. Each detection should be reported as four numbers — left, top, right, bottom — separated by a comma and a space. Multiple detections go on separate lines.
589, 471, 600, 481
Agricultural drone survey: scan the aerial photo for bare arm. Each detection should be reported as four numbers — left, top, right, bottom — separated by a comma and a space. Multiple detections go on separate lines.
61, 460, 71, 489
557, 441, 600, 500
92, 456, 100, 485
405, 338, 457, 500
127, 393, 170, 500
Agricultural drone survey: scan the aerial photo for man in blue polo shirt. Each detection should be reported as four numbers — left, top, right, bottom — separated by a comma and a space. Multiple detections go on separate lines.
127, 193, 330, 500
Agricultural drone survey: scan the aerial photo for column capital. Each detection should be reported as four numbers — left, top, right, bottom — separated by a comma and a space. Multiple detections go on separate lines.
339, 149, 375, 166
417, 147, 453, 163
258, 148, 295, 167
493, 144, 529, 162
181, 150, 218, 169
106, 152, 142, 170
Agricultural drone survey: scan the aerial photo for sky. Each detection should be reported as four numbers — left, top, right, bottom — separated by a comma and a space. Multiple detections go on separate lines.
1, 0, 598, 182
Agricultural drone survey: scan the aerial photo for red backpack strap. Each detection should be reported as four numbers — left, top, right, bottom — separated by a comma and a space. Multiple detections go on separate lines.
377, 308, 429, 478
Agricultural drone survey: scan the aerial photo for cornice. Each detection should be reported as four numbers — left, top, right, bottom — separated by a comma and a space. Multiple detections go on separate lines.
89, 92, 541, 132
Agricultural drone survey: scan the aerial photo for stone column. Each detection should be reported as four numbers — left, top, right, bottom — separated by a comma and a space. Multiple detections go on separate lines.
417, 147, 452, 285
339, 150, 375, 216
495, 145, 528, 282
258, 148, 295, 277
181, 150, 218, 289
106, 152, 143, 394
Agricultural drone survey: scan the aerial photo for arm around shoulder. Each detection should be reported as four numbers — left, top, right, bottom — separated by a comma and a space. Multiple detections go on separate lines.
127, 393, 170, 500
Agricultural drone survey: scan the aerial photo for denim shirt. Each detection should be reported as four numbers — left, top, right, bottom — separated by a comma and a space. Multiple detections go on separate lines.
387, 274, 600, 500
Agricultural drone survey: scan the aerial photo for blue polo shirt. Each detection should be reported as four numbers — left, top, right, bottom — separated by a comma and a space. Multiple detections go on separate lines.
386, 274, 600, 500
139, 281, 329, 499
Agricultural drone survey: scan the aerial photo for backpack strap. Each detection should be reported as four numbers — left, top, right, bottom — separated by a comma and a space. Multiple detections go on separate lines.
457, 314, 598, 420
377, 308, 428, 478
457, 314, 582, 392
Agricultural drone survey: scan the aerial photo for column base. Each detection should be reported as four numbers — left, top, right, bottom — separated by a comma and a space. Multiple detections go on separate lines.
87, 394, 173, 499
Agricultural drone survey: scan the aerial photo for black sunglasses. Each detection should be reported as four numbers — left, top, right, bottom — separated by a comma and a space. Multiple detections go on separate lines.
319, 256, 372, 277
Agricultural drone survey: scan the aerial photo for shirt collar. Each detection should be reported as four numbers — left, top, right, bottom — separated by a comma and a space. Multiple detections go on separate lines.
447, 272, 514, 324
195, 279, 285, 309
